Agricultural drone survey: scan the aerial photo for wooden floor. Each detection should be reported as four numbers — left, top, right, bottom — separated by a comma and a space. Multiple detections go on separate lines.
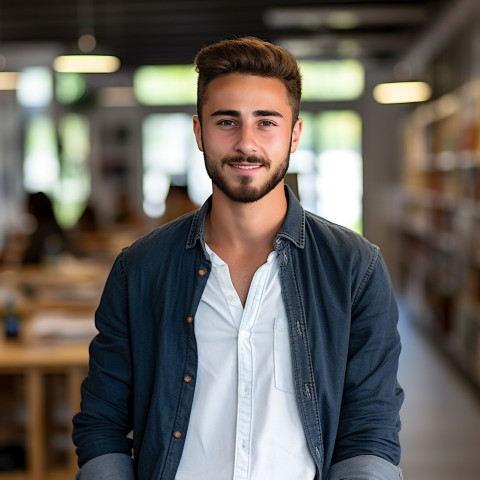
398, 303, 480, 480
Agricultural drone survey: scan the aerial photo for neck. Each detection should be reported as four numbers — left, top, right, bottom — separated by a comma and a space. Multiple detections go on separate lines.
205, 183, 287, 252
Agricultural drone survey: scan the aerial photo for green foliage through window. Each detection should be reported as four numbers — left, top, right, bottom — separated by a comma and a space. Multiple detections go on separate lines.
133, 60, 364, 106
300, 60, 364, 101
134, 65, 197, 106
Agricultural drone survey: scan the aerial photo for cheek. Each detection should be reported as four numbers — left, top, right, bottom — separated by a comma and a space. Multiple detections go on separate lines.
268, 132, 293, 154
203, 133, 231, 154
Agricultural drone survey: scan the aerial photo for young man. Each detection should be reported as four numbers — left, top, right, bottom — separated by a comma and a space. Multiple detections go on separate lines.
73, 36, 404, 480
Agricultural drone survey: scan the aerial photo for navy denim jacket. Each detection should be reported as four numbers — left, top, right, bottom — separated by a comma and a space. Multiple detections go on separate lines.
73, 187, 404, 480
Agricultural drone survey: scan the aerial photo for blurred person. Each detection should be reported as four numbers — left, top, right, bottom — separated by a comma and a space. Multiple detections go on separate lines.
73, 37, 404, 480
21, 192, 78, 264
77, 201, 100, 234
158, 184, 199, 226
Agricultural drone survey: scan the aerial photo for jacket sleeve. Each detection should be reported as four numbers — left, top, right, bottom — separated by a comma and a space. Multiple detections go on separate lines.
72, 251, 134, 467
328, 455, 402, 480
76, 453, 135, 480
331, 248, 404, 473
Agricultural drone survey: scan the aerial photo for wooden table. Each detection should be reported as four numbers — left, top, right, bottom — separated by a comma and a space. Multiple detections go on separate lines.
0, 332, 90, 480
0, 338, 90, 479
0, 261, 106, 479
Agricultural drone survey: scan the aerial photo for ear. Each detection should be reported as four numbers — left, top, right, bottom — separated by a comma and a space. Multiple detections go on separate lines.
193, 115, 203, 151
290, 117, 303, 154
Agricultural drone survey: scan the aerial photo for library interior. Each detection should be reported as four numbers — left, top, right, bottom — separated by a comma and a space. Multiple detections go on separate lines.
0, 0, 480, 479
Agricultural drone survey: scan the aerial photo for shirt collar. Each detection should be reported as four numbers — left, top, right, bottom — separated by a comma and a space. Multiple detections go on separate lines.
185, 185, 306, 253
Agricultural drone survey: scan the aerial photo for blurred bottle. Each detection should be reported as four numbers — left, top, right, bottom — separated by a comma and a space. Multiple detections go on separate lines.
3, 298, 20, 339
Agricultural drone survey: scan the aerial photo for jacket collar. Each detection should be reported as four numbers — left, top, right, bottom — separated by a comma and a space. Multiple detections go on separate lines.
186, 185, 306, 252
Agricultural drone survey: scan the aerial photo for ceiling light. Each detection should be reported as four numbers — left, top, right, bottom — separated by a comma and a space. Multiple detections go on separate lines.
264, 5, 426, 29
373, 81, 432, 104
327, 11, 359, 29
0, 71, 19, 90
78, 34, 97, 53
53, 55, 120, 73
276, 38, 326, 58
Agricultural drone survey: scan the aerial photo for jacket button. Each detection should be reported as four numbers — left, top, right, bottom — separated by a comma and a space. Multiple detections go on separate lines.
186, 315, 194, 324
198, 268, 207, 276
184, 375, 192, 383
173, 430, 182, 439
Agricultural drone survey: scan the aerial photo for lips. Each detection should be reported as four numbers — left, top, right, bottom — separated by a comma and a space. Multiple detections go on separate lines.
231, 164, 262, 170
224, 155, 268, 171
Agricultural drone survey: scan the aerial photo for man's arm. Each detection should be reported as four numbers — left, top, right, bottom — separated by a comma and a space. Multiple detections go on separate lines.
331, 250, 404, 475
72, 252, 134, 469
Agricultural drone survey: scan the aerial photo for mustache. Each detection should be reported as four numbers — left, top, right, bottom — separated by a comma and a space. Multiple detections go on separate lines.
222, 155, 270, 166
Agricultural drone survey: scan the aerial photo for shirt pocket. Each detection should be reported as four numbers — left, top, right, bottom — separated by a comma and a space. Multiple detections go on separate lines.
273, 316, 295, 394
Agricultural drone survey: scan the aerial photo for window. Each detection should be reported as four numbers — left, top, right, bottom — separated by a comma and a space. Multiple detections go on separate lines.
55, 114, 91, 228
23, 116, 59, 194
142, 113, 209, 217
291, 110, 363, 233
23, 114, 90, 228
300, 60, 364, 101
55, 73, 86, 104
134, 65, 197, 106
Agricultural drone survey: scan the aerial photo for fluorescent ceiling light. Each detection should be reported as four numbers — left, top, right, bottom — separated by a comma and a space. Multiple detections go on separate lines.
327, 11, 359, 29
53, 55, 120, 73
276, 33, 406, 59
264, 6, 426, 30
373, 81, 432, 104
0, 72, 20, 90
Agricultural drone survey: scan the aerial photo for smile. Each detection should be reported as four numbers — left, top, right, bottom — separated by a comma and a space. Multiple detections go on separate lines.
233, 164, 262, 170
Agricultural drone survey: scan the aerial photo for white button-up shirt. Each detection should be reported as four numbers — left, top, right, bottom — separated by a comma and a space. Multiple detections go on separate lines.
175, 245, 315, 480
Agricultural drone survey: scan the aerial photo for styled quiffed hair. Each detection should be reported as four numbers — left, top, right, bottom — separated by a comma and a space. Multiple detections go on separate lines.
194, 36, 302, 122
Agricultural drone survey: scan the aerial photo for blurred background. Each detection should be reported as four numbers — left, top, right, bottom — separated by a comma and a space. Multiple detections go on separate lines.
0, 0, 479, 478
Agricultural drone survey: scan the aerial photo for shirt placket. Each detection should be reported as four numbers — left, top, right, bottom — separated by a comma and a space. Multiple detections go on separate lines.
233, 258, 273, 480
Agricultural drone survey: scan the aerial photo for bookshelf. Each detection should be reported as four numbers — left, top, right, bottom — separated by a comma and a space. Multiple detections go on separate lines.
399, 79, 480, 390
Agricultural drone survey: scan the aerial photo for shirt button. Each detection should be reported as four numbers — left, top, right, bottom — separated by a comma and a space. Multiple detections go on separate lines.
173, 430, 182, 439
240, 330, 250, 338
226, 294, 234, 303
198, 268, 207, 276
184, 375, 192, 383
186, 315, 194, 324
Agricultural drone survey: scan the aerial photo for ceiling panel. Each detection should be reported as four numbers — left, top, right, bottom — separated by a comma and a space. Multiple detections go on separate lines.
0, 0, 455, 70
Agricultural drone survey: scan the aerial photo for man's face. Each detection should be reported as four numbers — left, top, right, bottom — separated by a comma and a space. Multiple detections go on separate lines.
193, 73, 302, 203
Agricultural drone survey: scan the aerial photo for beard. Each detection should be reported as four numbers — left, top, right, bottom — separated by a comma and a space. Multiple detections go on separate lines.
202, 143, 291, 204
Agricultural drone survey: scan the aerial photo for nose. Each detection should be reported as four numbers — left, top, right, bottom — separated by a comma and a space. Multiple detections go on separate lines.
234, 124, 257, 156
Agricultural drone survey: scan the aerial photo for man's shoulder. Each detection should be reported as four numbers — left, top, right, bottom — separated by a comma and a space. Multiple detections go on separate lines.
121, 211, 197, 262
304, 210, 378, 255
301, 211, 382, 287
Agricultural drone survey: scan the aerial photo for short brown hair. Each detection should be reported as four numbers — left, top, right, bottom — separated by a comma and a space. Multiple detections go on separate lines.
194, 36, 302, 122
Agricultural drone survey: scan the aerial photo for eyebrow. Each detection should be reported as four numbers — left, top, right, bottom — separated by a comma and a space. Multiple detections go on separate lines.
210, 109, 284, 118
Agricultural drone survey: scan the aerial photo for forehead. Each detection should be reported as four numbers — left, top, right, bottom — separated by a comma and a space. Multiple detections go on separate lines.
203, 73, 291, 113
